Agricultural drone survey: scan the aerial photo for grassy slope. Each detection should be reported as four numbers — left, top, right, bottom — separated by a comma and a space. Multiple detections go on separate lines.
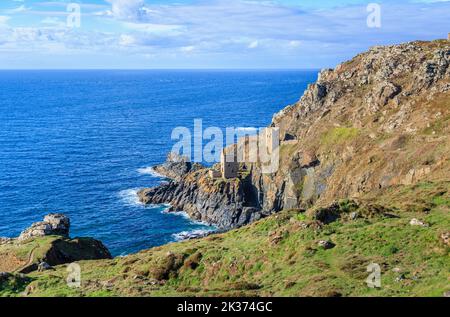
3, 181, 448, 297
0, 236, 62, 272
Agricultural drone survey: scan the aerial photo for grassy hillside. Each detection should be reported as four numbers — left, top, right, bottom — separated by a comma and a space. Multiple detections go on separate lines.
2, 40, 449, 298
2, 181, 448, 297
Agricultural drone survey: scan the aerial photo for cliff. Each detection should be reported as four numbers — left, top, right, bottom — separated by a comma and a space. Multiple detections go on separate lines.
0, 214, 112, 275
139, 167, 268, 228
2, 40, 449, 297
267, 40, 449, 210
10, 181, 449, 297
139, 40, 450, 229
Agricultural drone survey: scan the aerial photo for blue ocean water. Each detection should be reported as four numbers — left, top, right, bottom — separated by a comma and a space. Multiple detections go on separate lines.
0, 70, 317, 256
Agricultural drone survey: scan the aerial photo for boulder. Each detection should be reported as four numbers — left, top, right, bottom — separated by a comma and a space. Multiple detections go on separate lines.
308, 205, 341, 224
153, 152, 204, 181
301, 150, 319, 168
0, 272, 11, 281
4, 214, 113, 273
44, 214, 70, 236
37, 262, 53, 272
0, 238, 12, 245
317, 240, 335, 250
18, 214, 70, 241
440, 232, 450, 246
409, 218, 429, 227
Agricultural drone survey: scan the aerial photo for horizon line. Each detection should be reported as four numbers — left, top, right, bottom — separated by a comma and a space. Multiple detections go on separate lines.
0, 68, 321, 71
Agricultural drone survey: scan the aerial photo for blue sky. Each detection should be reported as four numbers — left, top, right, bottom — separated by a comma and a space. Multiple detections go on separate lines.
0, 0, 449, 69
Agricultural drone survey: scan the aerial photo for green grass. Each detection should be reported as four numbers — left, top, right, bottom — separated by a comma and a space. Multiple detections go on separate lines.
0, 274, 31, 297
1, 182, 448, 297
320, 127, 360, 146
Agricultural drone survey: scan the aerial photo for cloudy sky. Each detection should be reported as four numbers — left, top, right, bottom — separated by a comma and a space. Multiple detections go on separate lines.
0, 0, 449, 69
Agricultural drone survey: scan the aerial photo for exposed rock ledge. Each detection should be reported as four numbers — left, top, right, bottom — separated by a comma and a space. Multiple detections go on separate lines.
0, 214, 112, 273
18, 213, 70, 241
139, 40, 450, 230
152, 152, 204, 181
138, 154, 271, 229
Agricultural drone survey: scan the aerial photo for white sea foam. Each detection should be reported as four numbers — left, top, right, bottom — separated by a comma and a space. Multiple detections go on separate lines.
162, 208, 212, 226
166, 210, 190, 219
172, 229, 214, 241
160, 203, 172, 213
118, 188, 143, 207
137, 166, 164, 178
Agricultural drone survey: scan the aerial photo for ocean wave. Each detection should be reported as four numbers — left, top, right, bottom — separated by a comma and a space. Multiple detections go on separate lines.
160, 203, 172, 213
162, 209, 212, 226
137, 166, 164, 178
172, 229, 214, 241
118, 189, 144, 207
165, 209, 189, 219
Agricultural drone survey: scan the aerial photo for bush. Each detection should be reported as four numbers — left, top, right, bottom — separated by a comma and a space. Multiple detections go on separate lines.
183, 252, 203, 270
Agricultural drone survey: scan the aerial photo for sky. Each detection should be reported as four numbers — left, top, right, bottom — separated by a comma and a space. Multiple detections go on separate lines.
0, 0, 449, 69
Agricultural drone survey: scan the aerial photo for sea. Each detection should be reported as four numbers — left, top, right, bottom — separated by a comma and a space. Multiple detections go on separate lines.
0, 70, 317, 256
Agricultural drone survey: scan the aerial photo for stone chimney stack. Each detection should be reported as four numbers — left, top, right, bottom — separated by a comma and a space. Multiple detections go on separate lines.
448, 33, 450, 40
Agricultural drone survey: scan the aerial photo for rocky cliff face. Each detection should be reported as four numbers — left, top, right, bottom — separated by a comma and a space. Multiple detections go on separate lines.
152, 153, 204, 181
18, 214, 70, 241
139, 168, 269, 228
265, 40, 449, 210
139, 40, 450, 229
0, 214, 112, 273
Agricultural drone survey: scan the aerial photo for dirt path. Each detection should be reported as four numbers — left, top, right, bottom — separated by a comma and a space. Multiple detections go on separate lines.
14, 245, 38, 273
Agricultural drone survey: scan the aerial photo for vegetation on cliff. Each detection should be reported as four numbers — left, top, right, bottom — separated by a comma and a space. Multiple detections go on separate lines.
4, 181, 448, 297
1, 40, 449, 297
139, 40, 450, 229
0, 214, 112, 294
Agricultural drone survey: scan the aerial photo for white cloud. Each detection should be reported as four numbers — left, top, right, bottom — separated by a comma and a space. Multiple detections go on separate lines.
1, 0, 450, 68
122, 22, 184, 36
180, 45, 195, 53
105, 0, 147, 21
0, 16, 11, 26
288, 40, 302, 48
119, 34, 136, 46
7, 5, 30, 14
248, 40, 259, 49
41, 17, 65, 28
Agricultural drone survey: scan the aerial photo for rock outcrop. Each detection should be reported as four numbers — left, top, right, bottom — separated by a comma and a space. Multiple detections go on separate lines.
153, 153, 204, 181
0, 214, 112, 273
138, 168, 270, 228
263, 40, 450, 211
18, 214, 70, 241
17, 237, 112, 274
139, 40, 450, 229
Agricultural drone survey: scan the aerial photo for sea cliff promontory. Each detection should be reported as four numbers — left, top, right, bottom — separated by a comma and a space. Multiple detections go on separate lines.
1, 40, 449, 297
0, 214, 111, 275
139, 40, 450, 230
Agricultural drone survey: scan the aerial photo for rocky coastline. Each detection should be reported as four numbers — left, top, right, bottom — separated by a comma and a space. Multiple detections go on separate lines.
138, 40, 450, 231
1, 39, 449, 297
138, 155, 271, 229
0, 214, 112, 274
